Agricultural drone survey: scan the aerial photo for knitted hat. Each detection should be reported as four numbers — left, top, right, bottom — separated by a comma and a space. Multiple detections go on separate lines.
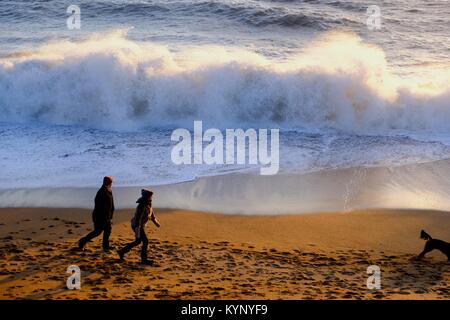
103, 176, 113, 186
141, 189, 153, 198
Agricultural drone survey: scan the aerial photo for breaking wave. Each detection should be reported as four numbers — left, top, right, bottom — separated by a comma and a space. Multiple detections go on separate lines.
1, 31, 450, 132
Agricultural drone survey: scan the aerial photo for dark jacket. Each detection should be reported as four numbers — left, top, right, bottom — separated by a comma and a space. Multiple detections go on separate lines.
131, 197, 153, 230
92, 185, 114, 224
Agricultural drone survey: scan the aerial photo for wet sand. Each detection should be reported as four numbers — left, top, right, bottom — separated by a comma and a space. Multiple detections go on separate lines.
0, 208, 449, 300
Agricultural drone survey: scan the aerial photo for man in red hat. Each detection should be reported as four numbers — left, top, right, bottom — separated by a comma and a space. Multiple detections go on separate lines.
78, 176, 115, 251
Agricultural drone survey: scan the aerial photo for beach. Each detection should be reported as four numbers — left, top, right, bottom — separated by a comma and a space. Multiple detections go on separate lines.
1, 207, 449, 300
1, 0, 450, 305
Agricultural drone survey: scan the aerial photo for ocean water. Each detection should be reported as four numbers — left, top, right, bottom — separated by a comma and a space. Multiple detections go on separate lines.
1, 0, 450, 212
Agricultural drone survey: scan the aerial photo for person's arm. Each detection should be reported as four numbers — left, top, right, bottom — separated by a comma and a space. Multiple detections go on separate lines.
94, 190, 107, 217
110, 195, 115, 220
138, 205, 148, 228
102, 190, 113, 221
150, 208, 160, 228
132, 205, 145, 238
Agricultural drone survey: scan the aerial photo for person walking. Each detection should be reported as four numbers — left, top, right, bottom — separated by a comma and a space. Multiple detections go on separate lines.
117, 189, 160, 265
78, 176, 115, 251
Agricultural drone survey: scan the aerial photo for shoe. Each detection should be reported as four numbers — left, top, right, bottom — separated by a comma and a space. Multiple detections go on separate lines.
103, 246, 115, 252
140, 259, 154, 266
117, 250, 124, 261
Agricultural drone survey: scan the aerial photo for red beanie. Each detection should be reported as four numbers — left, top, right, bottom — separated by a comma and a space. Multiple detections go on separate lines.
103, 176, 113, 186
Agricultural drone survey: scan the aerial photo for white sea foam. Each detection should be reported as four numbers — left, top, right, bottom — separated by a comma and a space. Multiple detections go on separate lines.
2, 31, 450, 212
1, 31, 450, 133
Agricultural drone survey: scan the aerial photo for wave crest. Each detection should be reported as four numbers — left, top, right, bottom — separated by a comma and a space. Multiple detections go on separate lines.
1, 32, 450, 132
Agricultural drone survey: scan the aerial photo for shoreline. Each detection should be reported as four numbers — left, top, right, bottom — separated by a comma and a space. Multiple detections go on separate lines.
1, 207, 449, 299
2, 158, 450, 214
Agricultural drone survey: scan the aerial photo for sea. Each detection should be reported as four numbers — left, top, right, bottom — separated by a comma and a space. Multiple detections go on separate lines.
1, 0, 450, 213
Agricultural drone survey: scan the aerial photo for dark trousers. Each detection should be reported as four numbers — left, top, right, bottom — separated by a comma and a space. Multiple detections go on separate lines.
119, 227, 148, 261
79, 221, 112, 249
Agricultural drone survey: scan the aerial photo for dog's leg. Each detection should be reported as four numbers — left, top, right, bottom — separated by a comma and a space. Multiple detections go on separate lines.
417, 242, 434, 259
417, 250, 427, 259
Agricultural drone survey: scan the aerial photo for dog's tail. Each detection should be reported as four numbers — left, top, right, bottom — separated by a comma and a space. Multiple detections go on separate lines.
420, 230, 432, 240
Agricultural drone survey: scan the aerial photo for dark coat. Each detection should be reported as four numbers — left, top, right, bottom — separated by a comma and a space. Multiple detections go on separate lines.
131, 197, 152, 230
92, 185, 115, 225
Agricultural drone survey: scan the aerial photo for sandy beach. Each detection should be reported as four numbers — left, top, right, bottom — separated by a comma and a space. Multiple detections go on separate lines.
0, 207, 449, 300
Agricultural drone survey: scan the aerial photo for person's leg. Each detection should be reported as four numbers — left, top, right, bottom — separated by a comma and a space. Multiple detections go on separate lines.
140, 228, 149, 262
78, 224, 103, 249
118, 237, 142, 259
102, 221, 112, 249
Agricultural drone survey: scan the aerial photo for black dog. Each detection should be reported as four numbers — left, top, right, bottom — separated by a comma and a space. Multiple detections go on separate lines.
418, 230, 450, 261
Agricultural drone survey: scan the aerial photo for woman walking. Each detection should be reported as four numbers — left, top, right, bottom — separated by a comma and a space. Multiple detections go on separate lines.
117, 189, 160, 265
